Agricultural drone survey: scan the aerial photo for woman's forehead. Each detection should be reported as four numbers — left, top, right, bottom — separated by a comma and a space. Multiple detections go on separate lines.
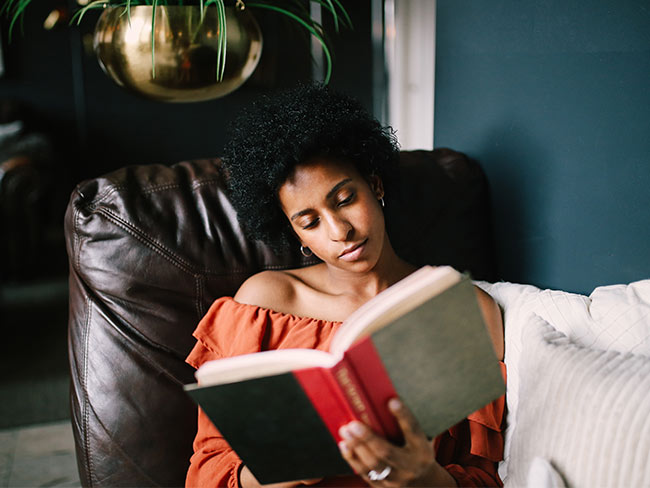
277, 159, 365, 209
282, 158, 362, 189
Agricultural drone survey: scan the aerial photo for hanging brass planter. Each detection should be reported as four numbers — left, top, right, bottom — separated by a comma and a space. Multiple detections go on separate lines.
93, 5, 263, 102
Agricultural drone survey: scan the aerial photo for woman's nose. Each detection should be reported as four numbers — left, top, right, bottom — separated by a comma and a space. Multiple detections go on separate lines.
327, 215, 353, 241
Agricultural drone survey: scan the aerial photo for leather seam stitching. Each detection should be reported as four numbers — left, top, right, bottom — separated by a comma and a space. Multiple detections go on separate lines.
73, 196, 93, 486
77, 213, 232, 277
76, 177, 222, 211
90, 207, 299, 276
190, 179, 222, 191
94, 207, 199, 274
74, 195, 82, 272
196, 275, 203, 322
83, 295, 94, 487
83, 397, 161, 485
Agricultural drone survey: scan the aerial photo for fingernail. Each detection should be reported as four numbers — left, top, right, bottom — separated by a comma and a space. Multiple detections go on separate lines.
339, 425, 352, 440
338, 441, 350, 455
349, 422, 365, 436
388, 398, 402, 411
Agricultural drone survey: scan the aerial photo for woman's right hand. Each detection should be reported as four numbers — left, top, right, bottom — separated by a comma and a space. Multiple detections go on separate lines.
239, 465, 323, 488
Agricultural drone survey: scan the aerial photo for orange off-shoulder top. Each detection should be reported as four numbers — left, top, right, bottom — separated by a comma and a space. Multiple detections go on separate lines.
186, 297, 506, 488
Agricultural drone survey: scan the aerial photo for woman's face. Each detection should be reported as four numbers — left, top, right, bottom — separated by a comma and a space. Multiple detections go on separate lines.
277, 158, 387, 272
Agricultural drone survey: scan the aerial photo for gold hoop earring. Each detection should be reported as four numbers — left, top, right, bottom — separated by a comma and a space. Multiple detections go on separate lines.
300, 245, 313, 257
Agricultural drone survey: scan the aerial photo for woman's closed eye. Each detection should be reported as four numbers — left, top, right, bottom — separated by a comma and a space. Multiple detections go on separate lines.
336, 193, 355, 207
298, 193, 354, 229
302, 218, 320, 230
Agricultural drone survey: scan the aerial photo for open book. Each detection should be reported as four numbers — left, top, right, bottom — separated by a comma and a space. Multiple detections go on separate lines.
185, 266, 505, 484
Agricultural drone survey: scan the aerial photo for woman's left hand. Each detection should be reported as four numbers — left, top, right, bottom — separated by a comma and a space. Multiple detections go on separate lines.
337, 398, 456, 487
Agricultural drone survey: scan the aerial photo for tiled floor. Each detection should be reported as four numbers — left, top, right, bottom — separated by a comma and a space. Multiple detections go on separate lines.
0, 420, 80, 487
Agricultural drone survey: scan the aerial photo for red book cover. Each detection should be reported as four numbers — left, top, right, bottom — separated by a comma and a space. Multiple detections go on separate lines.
292, 366, 358, 443
343, 337, 401, 441
293, 336, 402, 444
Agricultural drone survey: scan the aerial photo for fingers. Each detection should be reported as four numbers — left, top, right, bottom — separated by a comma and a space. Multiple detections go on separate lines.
388, 398, 436, 472
338, 422, 404, 485
337, 399, 435, 486
339, 422, 383, 465
338, 434, 367, 478
387, 398, 426, 445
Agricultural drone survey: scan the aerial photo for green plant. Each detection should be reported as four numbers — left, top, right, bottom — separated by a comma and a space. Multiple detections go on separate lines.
1, 0, 351, 84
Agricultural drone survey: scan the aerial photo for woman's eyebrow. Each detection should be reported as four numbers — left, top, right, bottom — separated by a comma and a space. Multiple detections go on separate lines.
290, 209, 312, 222
326, 178, 353, 200
290, 178, 353, 222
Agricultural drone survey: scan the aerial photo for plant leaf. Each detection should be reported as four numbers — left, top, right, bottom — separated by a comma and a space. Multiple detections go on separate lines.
248, 2, 332, 83
315, 0, 338, 32
1, 0, 18, 17
151, 0, 158, 78
329, 0, 352, 29
71, 1, 115, 26
7, 0, 32, 40
217, 0, 227, 81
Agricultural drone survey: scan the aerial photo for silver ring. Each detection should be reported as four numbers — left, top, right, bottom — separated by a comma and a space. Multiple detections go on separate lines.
368, 465, 392, 481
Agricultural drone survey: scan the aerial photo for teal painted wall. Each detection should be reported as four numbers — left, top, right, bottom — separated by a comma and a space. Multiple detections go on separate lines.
434, 0, 650, 293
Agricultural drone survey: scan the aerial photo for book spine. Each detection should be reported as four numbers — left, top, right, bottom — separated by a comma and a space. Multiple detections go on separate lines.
293, 361, 388, 443
292, 367, 357, 443
342, 337, 402, 442
330, 360, 387, 438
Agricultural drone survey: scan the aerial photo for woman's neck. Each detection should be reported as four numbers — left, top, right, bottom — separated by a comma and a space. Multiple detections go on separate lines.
322, 243, 417, 301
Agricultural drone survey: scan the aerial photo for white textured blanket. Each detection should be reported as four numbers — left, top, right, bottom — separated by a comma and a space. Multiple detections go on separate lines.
475, 279, 650, 486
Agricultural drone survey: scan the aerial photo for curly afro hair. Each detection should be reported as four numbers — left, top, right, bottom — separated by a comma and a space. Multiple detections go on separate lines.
222, 83, 400, 251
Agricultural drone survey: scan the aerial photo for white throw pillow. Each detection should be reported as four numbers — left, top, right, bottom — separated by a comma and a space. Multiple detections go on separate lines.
526, 457, 566, 488
475, 279, 650, 480
504, 315, 650, 487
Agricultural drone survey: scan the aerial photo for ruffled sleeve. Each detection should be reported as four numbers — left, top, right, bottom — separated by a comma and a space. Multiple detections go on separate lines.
186, 297, 270, 368
185, 297, 265, 488
434, 361, 507, 487
185, 297, 342, 488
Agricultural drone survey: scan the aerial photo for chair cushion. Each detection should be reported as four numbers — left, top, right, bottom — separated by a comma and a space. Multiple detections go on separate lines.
65, 149, 496, 486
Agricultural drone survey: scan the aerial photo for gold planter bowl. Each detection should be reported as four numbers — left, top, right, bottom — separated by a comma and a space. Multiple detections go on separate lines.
94, 6, 263, 102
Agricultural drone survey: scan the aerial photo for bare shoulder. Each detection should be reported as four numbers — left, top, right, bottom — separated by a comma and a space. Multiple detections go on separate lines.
233, 270, 297, 311
473, 285, 505, 361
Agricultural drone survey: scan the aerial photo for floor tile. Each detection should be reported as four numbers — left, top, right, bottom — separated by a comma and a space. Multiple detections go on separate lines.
7, 452, 79, 487
1, 421, 79, 488
0, 430, 17, 457
13, 421, 75, 459
0, 430, 17, 488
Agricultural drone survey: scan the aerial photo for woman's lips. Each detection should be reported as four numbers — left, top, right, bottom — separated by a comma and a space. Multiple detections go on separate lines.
338, 239, 368, 261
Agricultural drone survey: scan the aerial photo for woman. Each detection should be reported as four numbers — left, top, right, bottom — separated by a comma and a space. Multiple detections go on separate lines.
186, 84, 505, 487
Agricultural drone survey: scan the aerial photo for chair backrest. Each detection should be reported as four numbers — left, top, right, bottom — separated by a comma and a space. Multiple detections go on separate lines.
65, 149, 496, 487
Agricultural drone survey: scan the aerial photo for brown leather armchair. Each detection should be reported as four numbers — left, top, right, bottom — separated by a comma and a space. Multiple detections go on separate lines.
65, 149, 496, 487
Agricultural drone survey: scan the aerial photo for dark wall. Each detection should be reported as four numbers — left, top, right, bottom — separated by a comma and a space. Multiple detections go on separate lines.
0, 1, 373, 182
435, 0, 650, 294
0, 1, 372, 284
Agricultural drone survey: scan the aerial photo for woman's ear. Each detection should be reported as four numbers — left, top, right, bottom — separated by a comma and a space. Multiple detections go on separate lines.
369, 175, 384, 200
